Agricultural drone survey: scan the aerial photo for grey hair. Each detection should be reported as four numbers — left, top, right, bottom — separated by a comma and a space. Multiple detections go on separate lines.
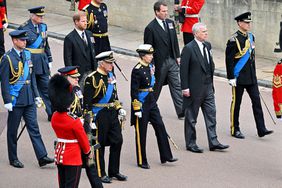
192, 23, 207, 34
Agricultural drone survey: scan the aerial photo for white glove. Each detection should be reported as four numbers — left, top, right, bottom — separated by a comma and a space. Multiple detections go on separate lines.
35, 97, 44, 108
134, 111, 142, 118
48, 62, 52, 69
4, 103, 13, 111
228, 79, 237, 87
119, 109, 126, 117
3, 23, 8, 29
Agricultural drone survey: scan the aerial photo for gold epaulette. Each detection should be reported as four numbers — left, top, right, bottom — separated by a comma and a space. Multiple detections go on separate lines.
82, 4, 90, 10
114, 100, 122, 110
132, 99, 142, 111
228, 33, 238, 42
135, 63, 142, 69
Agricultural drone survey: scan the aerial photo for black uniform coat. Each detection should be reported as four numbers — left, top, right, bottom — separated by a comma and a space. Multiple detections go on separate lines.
19, 19, 52, 75
144, 18, 180, 84
64, 29, 97, 79
180, 40, 215, 108
225, 30, 257, 85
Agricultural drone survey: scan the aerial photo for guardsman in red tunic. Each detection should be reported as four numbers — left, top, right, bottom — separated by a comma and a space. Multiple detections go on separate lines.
49, 74, 91, 188
78, 0, 91, 10
0, 0, 8, 57
272, 59, 282, 119
175, 0, 205, 45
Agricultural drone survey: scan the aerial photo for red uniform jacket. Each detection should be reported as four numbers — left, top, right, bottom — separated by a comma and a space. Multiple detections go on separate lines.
0, 0, 6, 29
272, 62, 282, 118
51, 112, 90, 165
180, 0, 205, 33
78, 0, 91, 10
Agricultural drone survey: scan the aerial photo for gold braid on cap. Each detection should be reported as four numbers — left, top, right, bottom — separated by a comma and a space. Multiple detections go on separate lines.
132, 99, 142, 111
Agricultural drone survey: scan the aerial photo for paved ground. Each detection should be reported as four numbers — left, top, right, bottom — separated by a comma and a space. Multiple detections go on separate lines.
1, 31, 282, 188
6, 6, 282, 88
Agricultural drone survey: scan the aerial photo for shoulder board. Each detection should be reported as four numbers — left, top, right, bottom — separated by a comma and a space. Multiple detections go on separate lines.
20, 21, 28, 28
229, 33, 238, 42
87, 71, 97, 78
82, 4, 90, 10
67, 112, 78, 119
135, 63, 142, 69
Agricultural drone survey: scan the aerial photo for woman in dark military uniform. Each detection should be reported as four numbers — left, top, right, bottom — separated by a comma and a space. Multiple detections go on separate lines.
58, 66, 103, 188
131, 44, 178, 169
84, 0, 111, 54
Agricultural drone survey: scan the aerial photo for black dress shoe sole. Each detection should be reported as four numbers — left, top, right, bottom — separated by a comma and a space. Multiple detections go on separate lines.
258, 130, 274, 137
187, 148, 204, 153
10, 161, 24, 168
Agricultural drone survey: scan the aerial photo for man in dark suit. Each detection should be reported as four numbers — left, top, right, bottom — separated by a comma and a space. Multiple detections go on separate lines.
64, 11, 97, 89
180, 23, 229, 153
144, 1, 184, 119
0, 30, 54, 168
19, 6, 53, 121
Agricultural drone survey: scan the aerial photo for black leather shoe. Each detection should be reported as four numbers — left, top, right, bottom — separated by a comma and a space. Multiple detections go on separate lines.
109, 173, 127, 181
138, 163, 150, 169
187, 146, 203, 153
101, 176, 112, 183
258, 130, 274, 137
232, 130, 245, 139
210, 143, 229, 151
38, 156, 54, 167
162, 158, 178, 164
10, 160, 24, 168
177, 112, 185, 120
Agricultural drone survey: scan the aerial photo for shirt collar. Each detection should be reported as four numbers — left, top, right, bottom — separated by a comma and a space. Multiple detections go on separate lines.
194, 38, 204, 48
13, 47, 22, 57
75, 27, 84, 36
155, 17, 165, 27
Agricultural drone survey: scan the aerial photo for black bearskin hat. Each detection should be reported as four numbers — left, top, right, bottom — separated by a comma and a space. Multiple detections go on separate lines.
48, 74, 74, 112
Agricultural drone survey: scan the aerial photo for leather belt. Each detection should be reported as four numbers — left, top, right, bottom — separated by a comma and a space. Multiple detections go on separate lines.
57, 138, 78, 143
185, 14, 199, 18
94, 102, 115, 108
138, 88, 153, 92
26, 48, 44, 54
93, 32, 108, 38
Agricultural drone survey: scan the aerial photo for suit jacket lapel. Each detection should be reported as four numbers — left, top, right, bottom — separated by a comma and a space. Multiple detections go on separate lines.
153, 19, 168, 46
192, 40, 206, 72
27, 19, 37, 35
85, 32, 95, 59
73, 29, 88, 58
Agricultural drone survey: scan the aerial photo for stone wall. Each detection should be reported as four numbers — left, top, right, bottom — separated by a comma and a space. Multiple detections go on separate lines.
7, 0, 282, 58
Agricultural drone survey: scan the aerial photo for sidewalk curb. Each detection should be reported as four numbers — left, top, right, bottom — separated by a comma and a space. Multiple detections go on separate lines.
8, 23, 272, 88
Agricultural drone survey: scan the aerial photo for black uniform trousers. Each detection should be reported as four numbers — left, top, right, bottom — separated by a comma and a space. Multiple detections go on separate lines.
7, 104, 47, 162
0, 28, 4, 58
57, 165, 82, 188
184, 83, 220, 148
153, 57, 183, 116
36, 73, 52, 117
134, 98, 173, 166
82, 154, 103, 188
94, 36, 111, 55
183, 32, 194, 45
95, 108, 122, 177
230, 84, 268, 135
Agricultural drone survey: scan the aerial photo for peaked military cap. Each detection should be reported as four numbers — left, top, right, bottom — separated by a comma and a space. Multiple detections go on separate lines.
58, 66, 80, 78
96, 51, 115, 63
234, 12, 252, 22
9, 30, 29, 40
28, 6, 45, 16
136, 44, 154, 54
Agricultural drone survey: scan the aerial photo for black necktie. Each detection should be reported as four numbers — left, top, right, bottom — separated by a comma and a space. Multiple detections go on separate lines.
202, 43, 209, 64
162, 20, 167, 32
34, 25, 39, 33
19, 52, 23, 61
81, 32, 87, 45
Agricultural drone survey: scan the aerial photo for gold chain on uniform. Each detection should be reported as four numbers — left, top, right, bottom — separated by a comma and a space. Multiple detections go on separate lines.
5, 55, 24, 84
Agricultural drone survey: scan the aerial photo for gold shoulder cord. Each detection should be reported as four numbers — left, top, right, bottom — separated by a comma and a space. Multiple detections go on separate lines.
70, 95, 79, 114
91, 75, 106, 99
234, 37, 251, 59
6, 55, 23, 84
87, 11, 95, 30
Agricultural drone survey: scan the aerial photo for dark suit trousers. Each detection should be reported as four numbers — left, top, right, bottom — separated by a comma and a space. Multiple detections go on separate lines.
57, 165, 82, 188
134, 102, 173, 165
184, 83, 220, 148
154, 57, 183, 116
230, 84, 267, 135
7, 104, 47, 162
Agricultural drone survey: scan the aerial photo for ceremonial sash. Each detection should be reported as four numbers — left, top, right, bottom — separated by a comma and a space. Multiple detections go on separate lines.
92, 72, 114, 120
234, 33, 253, 78
138, 64, 155, 104
27, 24, 46, 49
9, 50, 31, 106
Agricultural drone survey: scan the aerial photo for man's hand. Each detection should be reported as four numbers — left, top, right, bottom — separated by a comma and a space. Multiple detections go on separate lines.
48, 62, 53, 69
182, 88, 190, 97
3, 23, 8, 30
228, 79, 237, 87
134, 111, 142, 118
118, 108, 126, 122
35, 97, 44, 108
4, 103, 13, 111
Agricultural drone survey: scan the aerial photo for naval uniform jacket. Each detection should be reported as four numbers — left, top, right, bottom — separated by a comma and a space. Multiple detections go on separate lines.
19, 19, 53, 75
51, 112, 90, 165
225, 30, 257, 85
